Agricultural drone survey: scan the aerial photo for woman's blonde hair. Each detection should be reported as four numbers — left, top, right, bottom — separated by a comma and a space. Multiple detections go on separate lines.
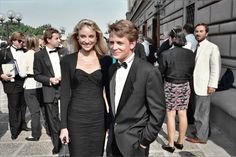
71, 19, 108, 56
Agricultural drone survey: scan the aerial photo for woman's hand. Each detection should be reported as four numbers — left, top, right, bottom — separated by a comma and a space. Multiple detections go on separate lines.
59, 128, 69, 144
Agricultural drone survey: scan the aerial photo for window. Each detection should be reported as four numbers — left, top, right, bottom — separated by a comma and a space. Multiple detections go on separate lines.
186, 3, 195, 26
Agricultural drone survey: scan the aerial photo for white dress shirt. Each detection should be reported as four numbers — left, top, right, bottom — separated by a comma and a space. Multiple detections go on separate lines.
183, 34, 198, 52
115, 53, 135, 113
10, 46, 24, 74
46, 46, 61, 78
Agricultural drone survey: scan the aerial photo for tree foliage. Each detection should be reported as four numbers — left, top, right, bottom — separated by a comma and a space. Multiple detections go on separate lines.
0, 20, 51, 40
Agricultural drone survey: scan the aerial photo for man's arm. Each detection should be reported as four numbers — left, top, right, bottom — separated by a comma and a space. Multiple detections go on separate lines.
33, 53, 51, 86
208, 44, 221, 91
139, 67, 166, 146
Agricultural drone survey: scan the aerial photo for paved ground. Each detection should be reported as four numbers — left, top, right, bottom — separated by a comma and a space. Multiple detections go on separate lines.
0, 112, 236, 157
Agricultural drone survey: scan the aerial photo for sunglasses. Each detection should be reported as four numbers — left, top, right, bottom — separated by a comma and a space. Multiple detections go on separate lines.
17, 40, 24, 43
172, 28, 177, 35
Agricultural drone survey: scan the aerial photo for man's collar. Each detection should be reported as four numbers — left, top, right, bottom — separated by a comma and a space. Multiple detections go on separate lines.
118, 52, 135, 64
46, 46, 58, 53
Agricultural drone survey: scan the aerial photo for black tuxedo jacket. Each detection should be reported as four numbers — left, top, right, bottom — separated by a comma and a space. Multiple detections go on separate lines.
33, 47, 66, 103
0, 47, 24, 94
107, 56, 166, 157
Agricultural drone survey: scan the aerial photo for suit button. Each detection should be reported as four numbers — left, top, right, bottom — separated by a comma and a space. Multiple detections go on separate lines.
114, 123, 117, 126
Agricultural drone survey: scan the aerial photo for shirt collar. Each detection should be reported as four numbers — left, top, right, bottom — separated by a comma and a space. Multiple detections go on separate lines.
118, 53, 135, 64
199, 38, 207, 46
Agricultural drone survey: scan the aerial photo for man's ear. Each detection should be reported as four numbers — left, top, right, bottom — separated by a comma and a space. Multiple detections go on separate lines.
130, 41, 136, 50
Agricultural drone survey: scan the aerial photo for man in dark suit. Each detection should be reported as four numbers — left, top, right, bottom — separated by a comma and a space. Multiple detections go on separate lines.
0, 32, 30, 140
106, 19, 166, 157
134, 42, 146, 61
33, 27, 66, 154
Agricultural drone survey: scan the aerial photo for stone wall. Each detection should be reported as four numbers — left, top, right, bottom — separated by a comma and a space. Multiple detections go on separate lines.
158, 0, 236, 74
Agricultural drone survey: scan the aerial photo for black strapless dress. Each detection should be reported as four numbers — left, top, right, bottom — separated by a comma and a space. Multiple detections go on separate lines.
67, 69, 105, 157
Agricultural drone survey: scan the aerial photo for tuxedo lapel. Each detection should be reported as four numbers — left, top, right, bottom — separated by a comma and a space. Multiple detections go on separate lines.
58, 48, 67, 60
42, 48, 54, 76
116, 57, 138, 116
2, 48, 13, 62
109, 64, 117, 117
7, 48, 14, 60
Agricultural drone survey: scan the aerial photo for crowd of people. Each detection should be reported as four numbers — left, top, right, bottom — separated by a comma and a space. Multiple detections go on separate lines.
0, 19, 221, 157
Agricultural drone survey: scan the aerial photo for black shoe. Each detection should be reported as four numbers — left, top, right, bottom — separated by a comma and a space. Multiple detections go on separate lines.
25, 136, 39, 141
11, 134, 18, 140
162, 144, 175, 153
52, 147, 59, 154
174, 141, 183, 149
21, 127, 31, 131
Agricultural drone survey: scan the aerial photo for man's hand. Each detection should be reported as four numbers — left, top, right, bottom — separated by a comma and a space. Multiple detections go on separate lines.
1, 73, 12, 81
59, 128, 69, 144
207, 87, 216, 94
50, 77, 60, 85
139, 144, 147, 149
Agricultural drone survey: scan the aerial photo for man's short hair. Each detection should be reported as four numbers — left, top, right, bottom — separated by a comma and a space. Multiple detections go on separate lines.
108, 19, 138, 42
183, 23, 194, 34
195, 23, 209, 33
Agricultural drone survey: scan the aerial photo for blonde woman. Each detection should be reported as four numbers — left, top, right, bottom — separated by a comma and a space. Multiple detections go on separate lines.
59, 19, 112, 157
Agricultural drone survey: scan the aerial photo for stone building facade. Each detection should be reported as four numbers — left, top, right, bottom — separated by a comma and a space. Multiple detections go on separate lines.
127, 0, 236, 77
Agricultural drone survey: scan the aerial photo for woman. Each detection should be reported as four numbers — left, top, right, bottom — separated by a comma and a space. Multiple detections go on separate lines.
158, 30, 195, 153
19, 35, 43, 141
59, 19, 112, 157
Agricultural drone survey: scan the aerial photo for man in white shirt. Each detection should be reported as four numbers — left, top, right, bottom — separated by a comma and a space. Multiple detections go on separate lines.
186, 23, 221, 144
0, 32, 30, 140
182, 23, 198, 125
183, 23, 198, 52
33, 28, 66, 154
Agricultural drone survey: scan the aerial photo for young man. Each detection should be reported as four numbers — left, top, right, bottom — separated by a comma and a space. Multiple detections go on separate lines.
0, 32, 30, 140
186, 23, 221, 144
33, 27, 66, 154
183, 23, 198, 53
106, 19, 166, 157
182, 23, 198, 125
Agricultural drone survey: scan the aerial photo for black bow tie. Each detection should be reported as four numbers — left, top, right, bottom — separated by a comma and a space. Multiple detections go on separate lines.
49, 49, 58, 53
116, 62, 127, 69
15, 47, 25, 51
16, 48, 24, 51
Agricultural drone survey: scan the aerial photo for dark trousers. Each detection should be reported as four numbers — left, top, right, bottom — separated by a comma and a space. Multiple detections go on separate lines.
44, 100, 61, 151
109, 136, 149, 157
111, 137, 123, 157
7, 92, 27, 136
24, 88, 43, 138
187, 80, 195, 124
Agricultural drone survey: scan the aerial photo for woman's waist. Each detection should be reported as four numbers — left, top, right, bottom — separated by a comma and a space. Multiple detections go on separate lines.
23, 78, 42, 89
165, 77, 190, 84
